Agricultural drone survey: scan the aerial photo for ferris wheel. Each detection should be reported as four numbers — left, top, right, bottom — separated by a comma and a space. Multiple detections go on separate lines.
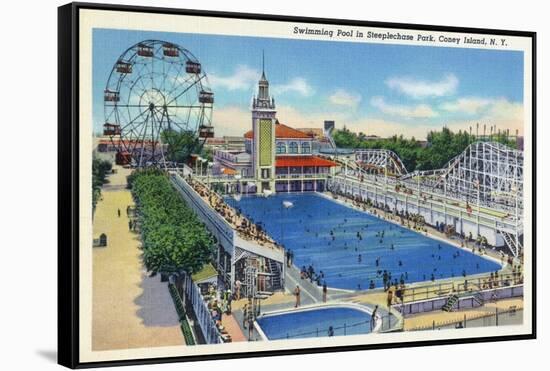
103, 40, 214, 168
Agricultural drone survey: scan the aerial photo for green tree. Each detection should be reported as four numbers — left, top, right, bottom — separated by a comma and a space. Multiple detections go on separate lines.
92, 157, 112, 212
131, 170, 214, 300
333, 126, 516, 171
162, 130, 201, 164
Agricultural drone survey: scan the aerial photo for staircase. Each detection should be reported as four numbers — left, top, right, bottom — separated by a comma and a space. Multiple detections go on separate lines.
473, 291, 485, 306
324, 126, 337, 150
442, 294, 459, 312
501, 230, 522, 257
268, 259, 282, 291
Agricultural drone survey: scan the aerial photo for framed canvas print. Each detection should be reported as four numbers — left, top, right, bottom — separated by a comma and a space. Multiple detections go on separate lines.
58, 2, 536, 368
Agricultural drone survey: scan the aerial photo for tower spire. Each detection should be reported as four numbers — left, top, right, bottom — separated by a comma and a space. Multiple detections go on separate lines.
261, 50, 266, 80
253, 51, 274, 109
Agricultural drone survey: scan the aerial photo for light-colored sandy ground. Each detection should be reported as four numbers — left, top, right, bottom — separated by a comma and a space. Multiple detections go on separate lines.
231, 292, 296, 311
92, 166, 184, 350
402, 298, 523, 331
220, 314, 247, 342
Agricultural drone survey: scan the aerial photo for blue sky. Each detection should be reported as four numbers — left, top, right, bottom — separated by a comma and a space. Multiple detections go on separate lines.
93, 28, 524, 139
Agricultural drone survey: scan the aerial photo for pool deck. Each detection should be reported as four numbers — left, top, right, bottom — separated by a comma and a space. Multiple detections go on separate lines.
402, 297, 523, 331
220, 313, 247, 342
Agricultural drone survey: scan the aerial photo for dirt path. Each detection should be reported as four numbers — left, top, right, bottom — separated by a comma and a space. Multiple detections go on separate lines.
92, 166, 184, 350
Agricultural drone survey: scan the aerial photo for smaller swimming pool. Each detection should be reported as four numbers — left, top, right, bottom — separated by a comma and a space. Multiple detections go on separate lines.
255, 304, 376, 341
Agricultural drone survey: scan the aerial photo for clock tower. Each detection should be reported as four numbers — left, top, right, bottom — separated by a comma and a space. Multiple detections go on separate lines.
251, 54, 276, 193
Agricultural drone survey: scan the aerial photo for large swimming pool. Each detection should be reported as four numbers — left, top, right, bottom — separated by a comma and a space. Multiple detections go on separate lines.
226, 193, 501, 291
256, 305, 373, 340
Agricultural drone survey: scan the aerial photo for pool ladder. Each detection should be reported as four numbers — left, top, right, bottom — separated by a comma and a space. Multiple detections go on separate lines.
442, 294, 459, 312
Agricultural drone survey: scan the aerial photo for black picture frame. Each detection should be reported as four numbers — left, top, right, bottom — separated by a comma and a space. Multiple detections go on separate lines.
58, 2, 537, 368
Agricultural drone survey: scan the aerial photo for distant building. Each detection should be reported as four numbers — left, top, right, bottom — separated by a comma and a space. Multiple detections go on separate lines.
97, 138, 117, 152
324, 120, 335, 132
296, 128, 325, 140
205, 136, 246, 151
416, 140, 429, 148
516, 136, 524, 151
363, 135, 380, 141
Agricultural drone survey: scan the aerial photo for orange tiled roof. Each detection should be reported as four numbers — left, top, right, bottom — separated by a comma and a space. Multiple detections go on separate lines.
275, 156, 337, 167
221, 168, 237, 175
244, 122, 313, 140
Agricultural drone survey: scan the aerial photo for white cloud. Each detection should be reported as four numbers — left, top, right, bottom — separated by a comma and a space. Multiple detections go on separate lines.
209, 66, 313, 98
439, 97, 523, 134
328, 89, 362, 108
211, 98, 523, 140
370, 96, 438, 119
276, 105, 350, 127
386, 74, 459, 99
346, 118, 436, 140
209, 65, 259, 91
485, 98, 523, 121
273, 77, 313, 97
440, 97, 495, 115
211, 106, 252, 136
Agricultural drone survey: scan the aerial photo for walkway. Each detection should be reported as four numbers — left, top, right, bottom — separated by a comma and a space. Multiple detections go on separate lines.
402, 297, 523, 331
284, 264, 323, 304
92, 166, 184, 350
221, 314, 247, 342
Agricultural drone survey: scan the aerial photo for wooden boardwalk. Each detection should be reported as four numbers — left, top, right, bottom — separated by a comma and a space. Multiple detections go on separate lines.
221, 314, 247, 342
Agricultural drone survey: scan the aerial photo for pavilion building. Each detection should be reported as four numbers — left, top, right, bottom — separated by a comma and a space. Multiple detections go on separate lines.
213, 66, 336, 193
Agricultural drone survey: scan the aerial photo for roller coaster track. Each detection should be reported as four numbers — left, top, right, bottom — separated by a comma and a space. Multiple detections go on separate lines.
354, 149, 408, 176
323, 127, 408, 176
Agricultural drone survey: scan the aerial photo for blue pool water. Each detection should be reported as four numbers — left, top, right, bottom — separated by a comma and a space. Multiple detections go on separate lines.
226, 193, 501, 291
257, 306, 373, 340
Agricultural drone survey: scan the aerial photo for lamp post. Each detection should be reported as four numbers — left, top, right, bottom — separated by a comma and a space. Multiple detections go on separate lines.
281, 200, 294, 246
281, 200, 294, 288
511, 182, 519, 256
220, 167, 226, 194
197, 156, 204, 176
234, 174, 242, 199
201, 158, 207, 177
207, 161, 213, 190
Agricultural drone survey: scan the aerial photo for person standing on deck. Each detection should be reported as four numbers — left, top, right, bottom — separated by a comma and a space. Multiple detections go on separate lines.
386, 289, 393, 309
322, 282, 328, 302
242, 303, 248, 329
247, 304, 255, 341
235, 280, 242, 300
371, 305, 378, 330
286, 250, 290, 268
294, 285, 301, 308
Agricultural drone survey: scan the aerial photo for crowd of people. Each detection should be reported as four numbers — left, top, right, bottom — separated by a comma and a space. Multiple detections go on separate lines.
202, 283, 234, 343
330, 186, 430, 235
187, 177, 280, 250
478, 267, 523, 289
340, 167, 518, 220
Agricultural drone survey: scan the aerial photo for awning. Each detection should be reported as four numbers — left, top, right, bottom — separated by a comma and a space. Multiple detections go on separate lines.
275, 155, 337, 167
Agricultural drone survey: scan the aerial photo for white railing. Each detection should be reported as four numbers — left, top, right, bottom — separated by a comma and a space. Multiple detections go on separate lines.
183, 273, 223, 344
